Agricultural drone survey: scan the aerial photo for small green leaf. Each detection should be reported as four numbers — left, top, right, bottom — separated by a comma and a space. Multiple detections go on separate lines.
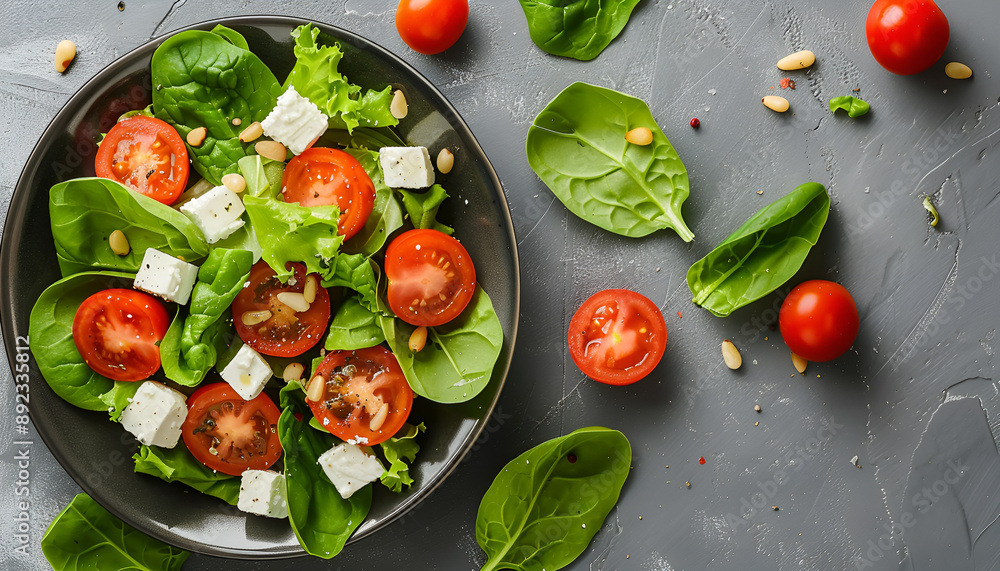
519, 0, 641, 61
922, 196, 940, 227
378, 422, 426, 493
829, 96, 870, 118
133, 445, 242, 505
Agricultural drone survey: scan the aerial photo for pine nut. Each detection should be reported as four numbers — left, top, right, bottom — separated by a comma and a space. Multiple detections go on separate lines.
302, 275, 318, 304
762, 96, 790, 113
390, 89, 408, 119
241, 310, 272, 326
776, 50, 815, 71
239, 121, 263, 143
186, 126, 207, 147
721, 340, 742, 370
791, 351, 808, 374
221, 173, 246, 193
437, 148, 455, 174
625, 127, 653, 146
306, 375, 325, 402
55, 40, 76, 73
283, 362, 305, 382
108, 230, 130, 256
945, 62, 973, 79
369, 402, 390, 432
409, 326, 428, 352
255, 140, 286, 162
276, 292, 310, 312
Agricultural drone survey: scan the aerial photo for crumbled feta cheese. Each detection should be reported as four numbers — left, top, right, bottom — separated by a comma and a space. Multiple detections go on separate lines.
133, 248, 199, 305
261, 86, 329, 155
179, 185, 245, 244
317, 443, 385, 499
119, 381, 187, 448
219, 344, 273, 401
378, 146, 435, 189
237, 470, 288, 519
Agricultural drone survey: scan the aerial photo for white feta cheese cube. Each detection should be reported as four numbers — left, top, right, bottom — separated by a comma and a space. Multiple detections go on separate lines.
378, 146, 436, 189
133, 248, 199, 305
219, 344, 272, 401
237, 470, 288, 519
120, 381, 187, 448
317, 443, 385, 499
179, 185, 245, 244
261, 86, 329, 155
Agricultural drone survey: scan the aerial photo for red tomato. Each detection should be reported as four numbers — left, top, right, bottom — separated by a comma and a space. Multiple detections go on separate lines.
395, 0, 469, 55
232, 261, 331, 357
94, 116, 189, 205
307, 346, 414, 446
866, 0, 949, 75
182, 383, 282, 476
72, 289, 169, 382
385, 229, 476, 327
281, 148, 376, 241
779, 280, 860, 362
567, 289, 667, 385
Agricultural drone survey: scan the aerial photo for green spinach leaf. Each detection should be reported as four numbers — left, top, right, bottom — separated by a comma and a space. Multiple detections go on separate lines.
526, 82, 694, 241
160, 249, 252, 386
243, 195, 343, 282
686, 182, 830, 317
49, 177, 208, 276
342, 148, 405, 255
132, 445, 241, 506
325, 295, 385, 351
100, 381, 142, 422
28, 271, 136, 411
238, 154, 285, 200
278, 381, 371, 558
397, 184, 455, 235
285, 24, 398, 133
476, 427, 631, 571
151, 26, 283, 185
829, 96, 870, 118
380, 286, 502, 403
518, 0, 641, 61
41, 493, 190, 571
321, 252, 381, 313
379, 422, 425, 493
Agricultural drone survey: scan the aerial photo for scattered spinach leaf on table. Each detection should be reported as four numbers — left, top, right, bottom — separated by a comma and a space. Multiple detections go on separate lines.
518, 0, 641, 61
476, 426, 631, 571
829, 96, 870, 118
41, 493, 190, 571
526, 82, 694, 241
686, 182, 830, 317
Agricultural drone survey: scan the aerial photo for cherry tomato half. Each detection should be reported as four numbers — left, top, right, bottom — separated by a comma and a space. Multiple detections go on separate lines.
281, 148, 376, 241
72, 288, 169, 382
182, 383, 283, 476
779, 280, 860, 362
95, 116, 189, 205
307, 346, 414, 446
385, 228, 476, 327
866, 0, 949, 75
567, 289, 667, 385
396, 0, 469, 55
232, 261, 331, 357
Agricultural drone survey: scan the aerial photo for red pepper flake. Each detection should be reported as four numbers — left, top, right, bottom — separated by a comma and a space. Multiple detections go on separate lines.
779, 78, 795, 89
699, 456, 706, 465
677, 311, 683, 318
689, 118, 700, 129
567, 453, 577, 463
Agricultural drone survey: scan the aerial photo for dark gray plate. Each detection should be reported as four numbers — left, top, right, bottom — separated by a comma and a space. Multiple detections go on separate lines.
0, 16, 518, 559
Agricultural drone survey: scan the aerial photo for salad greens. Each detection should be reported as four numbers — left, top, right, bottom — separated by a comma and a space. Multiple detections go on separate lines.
279, 382, 371, 559
49, 178, 208, 276
133, 445, 241, 505
686, 182, 830, 317
342, 148, 405, 255
829, 96, 871, 118
526, 82, 695, 241
160, 248, 253, 386
243, 195, 343, 282
151, 25, 284, 185
518, 0, 641, 61
379, 422, 426, 493
476, 427, 631, 571
325, 294, 386, 351
41, 493, 190, 571
381, 287, 503, 403
398, 184, 455, 235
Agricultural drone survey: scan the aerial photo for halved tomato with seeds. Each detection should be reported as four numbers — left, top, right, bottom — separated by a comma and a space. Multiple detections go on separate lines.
72, 288, 169, 382
232, 260, 331, 357
182, 383, 282, 476
306, 346, 413, 446
384, 228, 476, 327
94, 115, 189, 205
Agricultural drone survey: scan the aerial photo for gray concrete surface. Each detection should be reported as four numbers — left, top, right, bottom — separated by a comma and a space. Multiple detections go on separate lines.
2, 1, 999, 569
